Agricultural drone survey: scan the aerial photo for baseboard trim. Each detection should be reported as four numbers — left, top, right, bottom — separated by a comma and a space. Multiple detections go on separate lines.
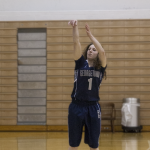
0, 125, 148, 132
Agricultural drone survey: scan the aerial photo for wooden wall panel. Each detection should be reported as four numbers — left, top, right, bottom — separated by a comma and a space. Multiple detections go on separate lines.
63, 53, 74, 59
0, 37, 16, 44
47, 45, 63, 51
47, 94, 63, 101
46, 19, 150, 126
0, 102, 17, 108
1, 70, 17, 76
62, 95, 72, 100
0, 27, 17, 125
0, 23, 4, 28
0, 94, 17, 101
0, 29, 17, 35
1, 61, 17, 68
4, 22, 20, 28
1, 53, 17, 59
47, 53, 63, 59
0, 118, 17, 125
0, 110, 17, 117
1, 45, 17, 52
0, 19, 150, 128
47, 29, 63, 35
1, 78, 17, 84
47, 118, 63, 125
47, 70, 62, 76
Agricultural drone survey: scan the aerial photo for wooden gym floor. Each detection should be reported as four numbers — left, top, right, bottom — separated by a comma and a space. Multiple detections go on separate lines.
0, 131, 150, 150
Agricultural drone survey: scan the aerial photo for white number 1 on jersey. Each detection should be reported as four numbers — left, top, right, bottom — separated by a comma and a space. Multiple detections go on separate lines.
88, 78, 92, 90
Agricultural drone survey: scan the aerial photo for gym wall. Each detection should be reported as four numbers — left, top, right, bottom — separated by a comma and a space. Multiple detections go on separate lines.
0, 20, 150, 131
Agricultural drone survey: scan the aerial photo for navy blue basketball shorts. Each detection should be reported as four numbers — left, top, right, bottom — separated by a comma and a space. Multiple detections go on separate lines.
68, 101, 101, 148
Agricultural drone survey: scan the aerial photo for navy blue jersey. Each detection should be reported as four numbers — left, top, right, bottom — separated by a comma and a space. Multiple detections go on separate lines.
71, 55, 107, 102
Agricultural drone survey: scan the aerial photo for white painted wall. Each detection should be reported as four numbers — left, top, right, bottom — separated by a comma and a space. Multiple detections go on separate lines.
0, 0, 150, 21
1, 0, 150, 11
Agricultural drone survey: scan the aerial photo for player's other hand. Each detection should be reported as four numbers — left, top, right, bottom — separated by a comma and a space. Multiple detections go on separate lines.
85, 23, 93, 38
68, 20, 78, 27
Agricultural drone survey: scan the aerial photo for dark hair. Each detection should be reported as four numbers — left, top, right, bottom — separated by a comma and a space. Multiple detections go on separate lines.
83, 43, 107, 80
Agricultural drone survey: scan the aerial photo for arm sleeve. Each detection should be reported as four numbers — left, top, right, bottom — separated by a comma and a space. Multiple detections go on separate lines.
74, 55, 85, 70
100, 64, 107, 78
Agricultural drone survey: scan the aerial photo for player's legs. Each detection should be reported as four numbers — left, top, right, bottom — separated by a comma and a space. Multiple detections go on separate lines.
84, 103, 101, 149
68, 102, 85, 148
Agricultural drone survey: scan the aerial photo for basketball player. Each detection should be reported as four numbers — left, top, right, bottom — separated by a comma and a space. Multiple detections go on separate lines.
68, 20, 107, 150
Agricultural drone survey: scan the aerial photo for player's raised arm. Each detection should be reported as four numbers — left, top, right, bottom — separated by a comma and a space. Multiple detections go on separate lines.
68, 20, 82, 60
85, 23, 107, 68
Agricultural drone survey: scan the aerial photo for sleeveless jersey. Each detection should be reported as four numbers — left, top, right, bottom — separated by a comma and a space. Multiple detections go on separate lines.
71, 55, 107, 102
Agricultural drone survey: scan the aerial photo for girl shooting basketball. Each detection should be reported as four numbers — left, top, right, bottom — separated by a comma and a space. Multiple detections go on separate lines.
68, 20, 107, 150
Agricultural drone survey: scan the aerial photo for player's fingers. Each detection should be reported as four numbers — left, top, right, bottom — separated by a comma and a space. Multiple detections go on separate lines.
86, 25, 90, 31
74, 20, 76, 26
85, 26, 87, 31
85, 23, 89, 29
73, 20, 76, 26
85, 25, 89, 31
75, 20, 77, 25
68, 21, 71, 25
86, 24, 89, 29
88, 25, 90, 31
71, 20, 74, 26
69, 20, 73, 25
85, 27, 88, 31
69, 20, 77, 27
72, 20, 75, 26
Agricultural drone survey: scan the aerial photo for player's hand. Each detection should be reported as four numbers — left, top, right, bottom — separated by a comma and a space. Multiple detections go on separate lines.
68, 20, 78, 27
85, 23, 93, 38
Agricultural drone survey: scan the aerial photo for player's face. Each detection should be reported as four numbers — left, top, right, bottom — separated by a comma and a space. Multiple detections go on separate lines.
87, 44, 98, 60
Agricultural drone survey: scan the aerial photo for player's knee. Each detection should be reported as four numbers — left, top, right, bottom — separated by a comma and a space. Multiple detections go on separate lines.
68, 146, 78, 150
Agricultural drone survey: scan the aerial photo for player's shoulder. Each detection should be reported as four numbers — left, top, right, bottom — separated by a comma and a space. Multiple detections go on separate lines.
74, 55, 87, 70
